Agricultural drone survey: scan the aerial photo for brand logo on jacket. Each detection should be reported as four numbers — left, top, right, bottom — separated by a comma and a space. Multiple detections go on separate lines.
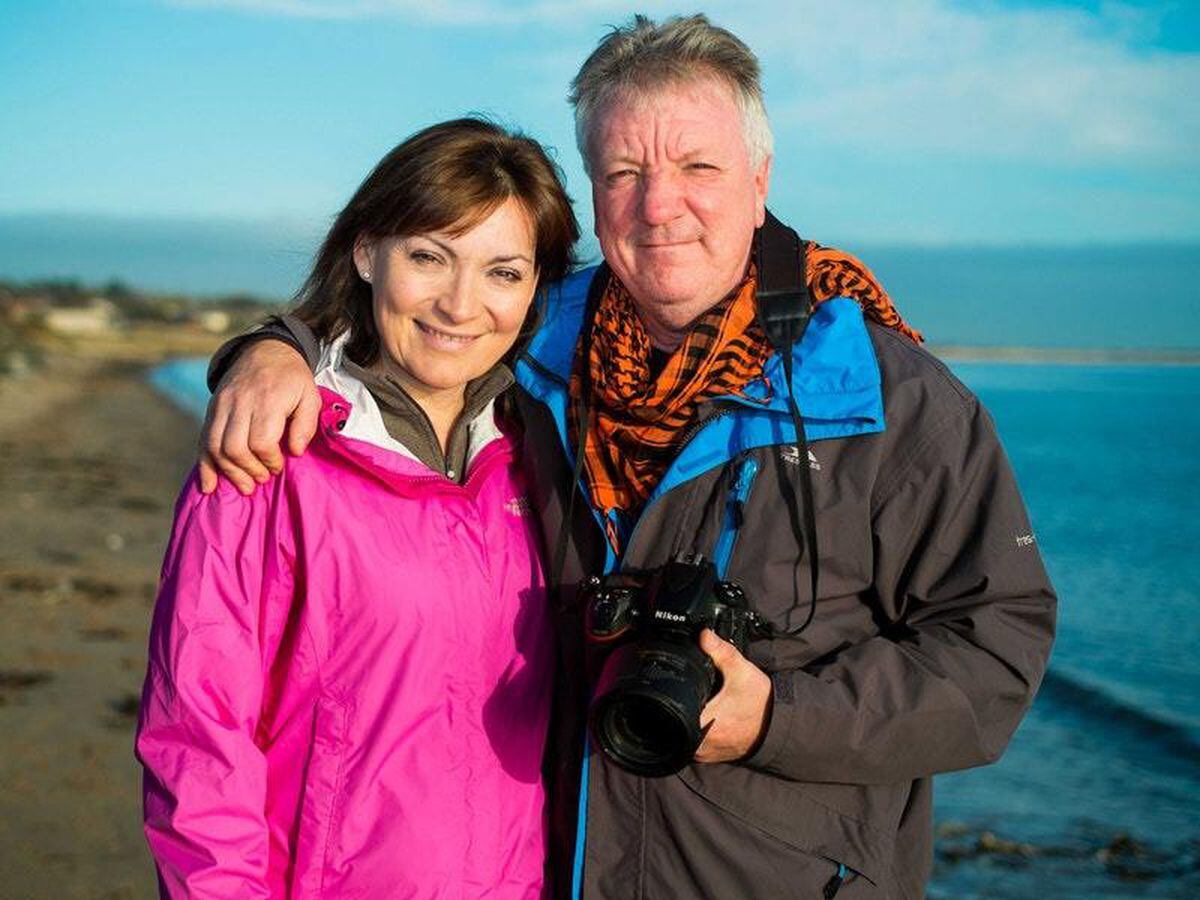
505, 497, 532, 517
1015, 533, 1036, 548
779, 445, 821, 471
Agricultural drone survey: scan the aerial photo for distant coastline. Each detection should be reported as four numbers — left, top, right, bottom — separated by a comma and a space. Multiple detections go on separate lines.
930, 344, 1200, 366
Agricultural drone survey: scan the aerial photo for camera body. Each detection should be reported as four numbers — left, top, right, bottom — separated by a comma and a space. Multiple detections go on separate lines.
582, 555, 770, 777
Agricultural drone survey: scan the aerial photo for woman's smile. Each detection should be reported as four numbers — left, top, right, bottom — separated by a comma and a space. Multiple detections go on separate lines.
414, 319, 484, 349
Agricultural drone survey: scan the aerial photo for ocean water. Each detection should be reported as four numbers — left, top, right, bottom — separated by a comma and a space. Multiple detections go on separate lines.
150, 358, 211, 421
859, 245, 1200, 351
0, 214, 326, 301
150, 358, 1200, 898
929, 363, 1200, 898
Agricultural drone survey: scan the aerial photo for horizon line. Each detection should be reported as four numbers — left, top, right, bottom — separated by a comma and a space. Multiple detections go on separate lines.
1, 211, 1198, 251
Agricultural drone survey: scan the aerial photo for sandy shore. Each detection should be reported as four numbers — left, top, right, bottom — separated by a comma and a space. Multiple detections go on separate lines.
0, 344, 211, 898
928, 343, 1200, 365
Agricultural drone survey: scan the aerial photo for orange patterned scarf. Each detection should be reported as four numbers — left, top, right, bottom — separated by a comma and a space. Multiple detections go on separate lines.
569, 241, 921, 550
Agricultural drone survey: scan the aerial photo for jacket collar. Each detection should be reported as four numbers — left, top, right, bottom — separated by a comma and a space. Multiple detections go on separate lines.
519, 265, 882, 425
313, 386, 513, 497
314, 338, 508, 483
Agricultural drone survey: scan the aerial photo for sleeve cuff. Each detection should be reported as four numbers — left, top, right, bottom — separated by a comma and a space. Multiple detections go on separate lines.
205, 318, 311, 392
742, 671, 798, 774
277, 313, 322, 372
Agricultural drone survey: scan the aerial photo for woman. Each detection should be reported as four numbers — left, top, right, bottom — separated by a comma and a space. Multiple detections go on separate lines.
136, 118, 579, 898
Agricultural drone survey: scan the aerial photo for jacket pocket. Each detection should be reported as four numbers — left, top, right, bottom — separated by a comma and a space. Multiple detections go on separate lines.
291, 695, 350, 898
675, 763, 894, 893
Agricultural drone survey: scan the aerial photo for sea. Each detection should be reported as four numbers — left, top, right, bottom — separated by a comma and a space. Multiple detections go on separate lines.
14, 222, 1200, 897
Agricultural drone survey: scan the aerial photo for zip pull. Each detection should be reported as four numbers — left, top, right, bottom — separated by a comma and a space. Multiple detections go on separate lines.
712, 455, 760, 579
603, 508, 623, 558
823, 863, 848, 899
731, 456, 759, 527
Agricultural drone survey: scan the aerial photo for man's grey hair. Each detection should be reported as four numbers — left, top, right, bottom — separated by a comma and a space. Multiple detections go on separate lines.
569, 14, 774, 177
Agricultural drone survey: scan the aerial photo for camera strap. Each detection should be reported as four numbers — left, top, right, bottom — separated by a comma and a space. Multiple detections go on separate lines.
753, 210, 821, 635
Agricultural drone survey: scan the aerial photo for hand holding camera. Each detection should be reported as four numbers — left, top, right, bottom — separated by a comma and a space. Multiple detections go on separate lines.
693, 628, 773, 764
582, 555, 774, 776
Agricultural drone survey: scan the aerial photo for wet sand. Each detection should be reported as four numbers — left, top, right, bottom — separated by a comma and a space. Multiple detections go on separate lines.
0, 350, 203, 899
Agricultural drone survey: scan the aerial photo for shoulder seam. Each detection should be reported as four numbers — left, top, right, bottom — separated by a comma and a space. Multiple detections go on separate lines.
868, 324, 985, 505
869, 323, 973, 409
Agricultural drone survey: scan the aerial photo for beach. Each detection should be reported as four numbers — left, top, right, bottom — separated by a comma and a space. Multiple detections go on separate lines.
0, 336, 216, 899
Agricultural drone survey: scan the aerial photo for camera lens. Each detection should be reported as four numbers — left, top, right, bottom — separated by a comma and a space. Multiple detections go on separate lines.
589, 640, 716, 777
593, 693, 694, 776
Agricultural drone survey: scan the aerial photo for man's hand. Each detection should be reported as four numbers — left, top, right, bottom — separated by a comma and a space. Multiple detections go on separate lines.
694, 628, 773, 764
198, 340, 321, 495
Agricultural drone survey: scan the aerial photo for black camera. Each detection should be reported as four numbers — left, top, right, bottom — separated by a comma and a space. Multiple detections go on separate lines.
582, 555, 771, 777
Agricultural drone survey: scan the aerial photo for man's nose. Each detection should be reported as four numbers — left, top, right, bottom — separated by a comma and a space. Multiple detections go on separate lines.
638, 171, 684, 226
434, 271, 480, 323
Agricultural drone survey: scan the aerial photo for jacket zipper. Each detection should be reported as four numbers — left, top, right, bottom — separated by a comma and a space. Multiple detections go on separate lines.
619, 407, 734, 564
674, 403, 738, 453
712, 454, 760, 579
823, 862, 850, 898
325, 429, 509, 491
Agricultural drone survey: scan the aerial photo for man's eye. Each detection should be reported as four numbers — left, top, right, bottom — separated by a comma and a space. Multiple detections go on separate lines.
604, 169, 637, 186
686, 162, 718, 172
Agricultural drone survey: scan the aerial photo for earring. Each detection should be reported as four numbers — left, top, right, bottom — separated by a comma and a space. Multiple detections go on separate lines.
361, 270, 371, 282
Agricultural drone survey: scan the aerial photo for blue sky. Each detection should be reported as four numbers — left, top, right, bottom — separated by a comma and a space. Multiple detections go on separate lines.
1, 0, 1197, 245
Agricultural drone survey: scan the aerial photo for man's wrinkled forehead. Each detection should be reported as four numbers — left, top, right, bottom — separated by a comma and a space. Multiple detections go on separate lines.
587, 76, 747, 167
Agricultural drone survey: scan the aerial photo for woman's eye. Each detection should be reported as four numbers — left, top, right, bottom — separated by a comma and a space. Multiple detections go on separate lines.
410, 249, 441, 264
491, 268, 523, 283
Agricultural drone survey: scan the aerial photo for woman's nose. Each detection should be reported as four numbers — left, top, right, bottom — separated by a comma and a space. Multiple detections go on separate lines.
434, 271, 479, 323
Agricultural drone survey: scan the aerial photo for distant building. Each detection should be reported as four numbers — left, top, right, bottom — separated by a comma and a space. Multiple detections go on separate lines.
193, 309, 231, 333
43, 298, 120, 335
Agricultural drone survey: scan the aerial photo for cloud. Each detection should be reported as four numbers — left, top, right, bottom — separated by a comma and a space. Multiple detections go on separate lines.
721, 0, 1199, 167
167, 0, 1198, 169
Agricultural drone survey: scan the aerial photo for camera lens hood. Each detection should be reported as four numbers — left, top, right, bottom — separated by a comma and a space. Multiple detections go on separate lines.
589, 639, 716, 777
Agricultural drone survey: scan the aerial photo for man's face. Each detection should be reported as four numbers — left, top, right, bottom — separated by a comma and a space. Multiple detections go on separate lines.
589, 77, 771, 347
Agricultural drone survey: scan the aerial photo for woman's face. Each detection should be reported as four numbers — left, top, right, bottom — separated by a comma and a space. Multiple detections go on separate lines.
354, 198, 537, 404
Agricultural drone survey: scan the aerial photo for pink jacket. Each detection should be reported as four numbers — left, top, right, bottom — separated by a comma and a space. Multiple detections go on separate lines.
137, 383, 553, 898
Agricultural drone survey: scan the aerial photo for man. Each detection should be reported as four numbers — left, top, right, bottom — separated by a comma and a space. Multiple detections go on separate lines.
202, 15, 1055, 899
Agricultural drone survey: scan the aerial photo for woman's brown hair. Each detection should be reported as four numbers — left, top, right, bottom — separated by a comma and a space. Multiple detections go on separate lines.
293, 117, 579, 366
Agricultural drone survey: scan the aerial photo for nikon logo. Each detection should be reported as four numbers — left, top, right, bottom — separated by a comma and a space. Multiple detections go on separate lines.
654, 611, 688, 623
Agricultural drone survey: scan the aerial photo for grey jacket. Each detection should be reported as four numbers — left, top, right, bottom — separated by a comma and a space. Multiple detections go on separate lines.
510, 267, 1056, 900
